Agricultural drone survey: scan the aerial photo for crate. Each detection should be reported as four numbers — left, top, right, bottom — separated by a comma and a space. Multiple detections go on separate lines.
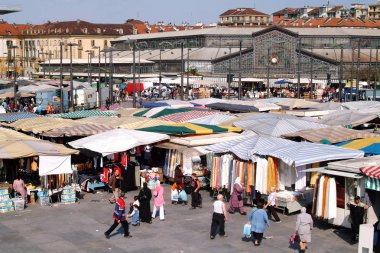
12, 198, 25, 211
61, 193, 76, 200
0, 194, 9, 201
61, 199, 76, 205
0, 188, 9, 195
0, 206, 14, 213
39, 196, 50, 207
62, 187, 75, 195
0, 199, 13, 207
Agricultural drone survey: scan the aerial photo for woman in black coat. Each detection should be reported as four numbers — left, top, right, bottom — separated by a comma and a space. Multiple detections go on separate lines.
138, 182, 152, 223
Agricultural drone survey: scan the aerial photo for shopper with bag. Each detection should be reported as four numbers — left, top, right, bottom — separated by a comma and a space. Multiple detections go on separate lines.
210, 194, 228, 239
138, 182, 152, 224
152, 180, 165, 221
229, 177, 246, 215
296, 207, 313, 251
247, 199, 269, 246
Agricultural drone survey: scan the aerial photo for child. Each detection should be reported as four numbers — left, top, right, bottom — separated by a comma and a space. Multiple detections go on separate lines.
210, 194, 227, 239
129, 196, 140, 214
128, 204, 140, 226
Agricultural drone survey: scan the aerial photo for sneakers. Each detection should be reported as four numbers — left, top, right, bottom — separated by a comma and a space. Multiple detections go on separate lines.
220, 234, 228, 238
210, 235, 215, 240
274, 220, 282, 223
104, 233, 110, 239
124, 233, 132, 238
240, 212, 247, 215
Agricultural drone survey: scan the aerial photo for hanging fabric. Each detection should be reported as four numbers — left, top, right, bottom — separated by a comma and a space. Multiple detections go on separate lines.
295, 165, 307, 191
316, 175, 325, 217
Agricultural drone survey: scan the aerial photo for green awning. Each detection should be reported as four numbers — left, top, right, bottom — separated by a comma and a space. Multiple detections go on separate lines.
133, 109, 150, 117
150, 108, 193, 118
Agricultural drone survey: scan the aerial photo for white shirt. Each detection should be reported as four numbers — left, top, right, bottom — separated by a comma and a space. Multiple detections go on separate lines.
213, 200, 224, 214
267, 192, 277, 206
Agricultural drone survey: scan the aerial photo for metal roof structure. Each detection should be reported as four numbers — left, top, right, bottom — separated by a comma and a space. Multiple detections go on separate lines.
0, 4, 21, 15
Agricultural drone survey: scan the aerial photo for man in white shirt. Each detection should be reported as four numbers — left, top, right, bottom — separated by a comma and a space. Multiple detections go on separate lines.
265, 187, 281, 223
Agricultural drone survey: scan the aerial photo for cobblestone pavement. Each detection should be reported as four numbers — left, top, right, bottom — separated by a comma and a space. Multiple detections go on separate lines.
0, 185, 357, 253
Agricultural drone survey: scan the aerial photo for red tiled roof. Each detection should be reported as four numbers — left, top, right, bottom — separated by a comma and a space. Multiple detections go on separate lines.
308, 8, 320, 15
274, 17, 380, 28
0, 22, 31, 36
273, 8, 300, 16
220, 8, 269, 17
327, 6, 344, 13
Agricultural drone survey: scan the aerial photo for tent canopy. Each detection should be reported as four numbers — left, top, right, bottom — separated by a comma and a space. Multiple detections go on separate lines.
283, 127, 378, 144
42, 123, 116, 137
206, 134, 364, 166
276, 99, 320, 110
138, 123, 241, 136
188, 113, 237, 125
318, 110, 378, 127
68, 129, 170, 156
49, 110, 117, 119
158, 110, 222, 123
336, 137, 380, 156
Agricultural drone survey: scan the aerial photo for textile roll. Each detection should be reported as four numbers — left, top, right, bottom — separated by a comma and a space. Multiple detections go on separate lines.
321, 176, 329, 218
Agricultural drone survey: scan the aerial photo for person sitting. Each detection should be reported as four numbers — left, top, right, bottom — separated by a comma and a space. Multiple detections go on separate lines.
171, 182, 188, 206
128, 204, 140, 226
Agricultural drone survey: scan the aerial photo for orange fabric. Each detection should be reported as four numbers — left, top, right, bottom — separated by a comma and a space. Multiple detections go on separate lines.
321, 176, 329, 218
267, 157, 277, 193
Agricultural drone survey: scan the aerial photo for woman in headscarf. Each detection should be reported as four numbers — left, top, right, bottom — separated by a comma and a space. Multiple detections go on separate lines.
174, 165, 183, 185
152, 180, 165, 221
138, 182, 152, 223
229, 177, 246, 215
296, 207, 313, 251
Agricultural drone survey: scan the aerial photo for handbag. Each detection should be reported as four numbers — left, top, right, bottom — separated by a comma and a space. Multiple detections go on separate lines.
243, 224, 251, 238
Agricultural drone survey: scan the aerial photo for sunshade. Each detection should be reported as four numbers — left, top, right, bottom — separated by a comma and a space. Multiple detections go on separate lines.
318, 110, 378, 127
119, 118, 174, 129
342, 101, 380, 110
116, 108, 148, 117
188, 114, 237, 125
276, 99, 320, 110
145, 108, 197, 118
50, 110, 117, 119
234, 115, 328, 137
138, 123, 241, 136
0, 112, 42, 123
283, 127, 378, 144
206, 134, 364, 166
7, 117, 85, 134
360, 166, 380, 179
0, 139, 78, 159
158, 111, 220, 123
336, 137, 380, 156
206, 102, 259, 113
190, 98, 223, 106
0, 127, 37, 140
133, 109, 150, 117
42, 124, 116, 137
68, 129, 170, 156
143, 100, 194, 109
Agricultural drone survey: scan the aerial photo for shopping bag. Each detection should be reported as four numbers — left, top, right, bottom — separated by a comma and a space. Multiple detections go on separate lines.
171, 190, 179, 201
243, 224, 251, 238
289, 231, 300, 249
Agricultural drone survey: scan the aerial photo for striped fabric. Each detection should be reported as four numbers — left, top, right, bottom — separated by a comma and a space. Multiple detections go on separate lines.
206, 134, 364, 166
318, 110, 378, 127
0, 112, 42, 123
8, 117, 85, 134
284, 127, 378, 143
50, 110, 116, 119
361, 166, 380, 179
42, 124, 116, 137
188, 114, 237, 125
158, 111, 218, 123
234, 117, 328, 137
336, 137, 380, 155
365, 177, 380, 191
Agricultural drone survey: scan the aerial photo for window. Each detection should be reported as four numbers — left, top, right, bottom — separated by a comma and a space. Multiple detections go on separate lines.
104, 40, 107, 48
78, 40, 82, 46
78, 50, 82, 59
91, 40, 95, 47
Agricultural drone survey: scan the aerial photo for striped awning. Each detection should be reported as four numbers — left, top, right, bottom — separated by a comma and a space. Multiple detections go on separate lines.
365, 177, 380, 191
42, 124, 116, 137
283, 127, 378, 144
138, 123, 241, 136
0, 112, 42, 123
158, 111, 220, 123
49, 110, 117, 119
361, 166, 380, 179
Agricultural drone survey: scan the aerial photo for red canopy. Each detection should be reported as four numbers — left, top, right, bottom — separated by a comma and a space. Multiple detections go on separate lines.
126, 83, 144, 94
360, 166, 380, 179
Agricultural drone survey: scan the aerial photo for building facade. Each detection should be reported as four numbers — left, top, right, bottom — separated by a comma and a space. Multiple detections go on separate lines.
219, 8, 270, 26
369, 0, 380, 19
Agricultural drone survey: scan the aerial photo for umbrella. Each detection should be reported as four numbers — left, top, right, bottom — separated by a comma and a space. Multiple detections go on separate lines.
68, 129, 170, 156
138, 123, 241, 136
336, 137, 380, 156
234, 115, 328, 137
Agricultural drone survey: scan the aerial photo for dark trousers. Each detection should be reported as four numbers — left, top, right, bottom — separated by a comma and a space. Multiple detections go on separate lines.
191, 191, 201, 207
105, 220, 129, 236
267, 205, 280, 221
252, 232, 263, 244
210, 213, 225, 236
351, 222, 360, 242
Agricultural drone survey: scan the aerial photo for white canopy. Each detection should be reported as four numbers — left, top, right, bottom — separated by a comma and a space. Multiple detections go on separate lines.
68, 129, 170, 156
39, 155, 72, 176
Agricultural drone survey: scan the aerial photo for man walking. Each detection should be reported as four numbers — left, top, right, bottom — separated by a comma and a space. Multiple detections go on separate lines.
265, 187, 281, 223
104, 193, 132, 239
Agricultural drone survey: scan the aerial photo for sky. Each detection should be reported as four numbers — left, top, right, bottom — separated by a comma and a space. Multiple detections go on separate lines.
1, 0, 376, 25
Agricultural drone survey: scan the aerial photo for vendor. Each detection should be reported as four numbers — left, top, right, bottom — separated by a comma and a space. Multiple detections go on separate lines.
13, 175, 27, 206
347, 196, 368, 244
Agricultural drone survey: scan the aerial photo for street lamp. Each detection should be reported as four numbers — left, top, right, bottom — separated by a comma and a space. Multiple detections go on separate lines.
157, 41, 174, 85
38, 51, 47, 78
296, 37, 302, 99
136, 41, 148, 97
59, 42, 64, 113
356, 38, 361, 101
86, 50, 93, 84
375, 46, 379, 101
67, 43, 78, 112
12, 45, 19, 110
228, 46, 232, 100
187, 48, 191, 94
102, 47, 115, 104
93, 46, 101, 108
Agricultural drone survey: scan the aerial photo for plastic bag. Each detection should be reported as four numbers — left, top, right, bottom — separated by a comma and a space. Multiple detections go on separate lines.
243, 224, 251, 238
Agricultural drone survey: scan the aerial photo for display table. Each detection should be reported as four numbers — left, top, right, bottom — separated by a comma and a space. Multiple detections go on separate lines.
263, 189, 314, 214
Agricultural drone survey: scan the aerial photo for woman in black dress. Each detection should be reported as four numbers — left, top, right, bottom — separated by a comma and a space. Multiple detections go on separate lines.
138, 182, 152, 223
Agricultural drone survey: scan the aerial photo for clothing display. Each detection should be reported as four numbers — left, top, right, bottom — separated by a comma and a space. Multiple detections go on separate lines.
163, 149, 182, 178
314, 175, 337, 219
295, 165, 307, 191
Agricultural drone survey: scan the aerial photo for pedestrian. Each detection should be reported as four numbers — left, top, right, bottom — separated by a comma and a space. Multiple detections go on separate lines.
174, 164, 183, 185
247, 199, 269, 246
210, 194, 228, 240
13, 175, 27, 206
104, 193, 132, 239
152, 180, 165, 221
190, 173, 202, 209
228, 177, 246, 215
109, 170, 123, 204
296, 207, 313, 251
138, 182, 152, 224
265, 187, 281, 223
128, 204, 140, 226
347, 196, 367, 244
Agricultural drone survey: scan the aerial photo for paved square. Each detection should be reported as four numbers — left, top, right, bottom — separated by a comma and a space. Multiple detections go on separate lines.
0, 185, 357, 253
